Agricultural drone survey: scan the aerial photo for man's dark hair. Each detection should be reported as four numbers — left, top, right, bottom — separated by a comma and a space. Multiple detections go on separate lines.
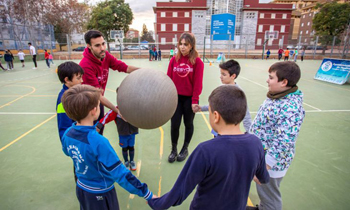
62, 85, 101, 122
28, 42, 32, 45
268, 61, 301, 87
57, 61, 84, 84
84, 30, 103, 45
219, 59, 241, 78
208, 85, 247, 125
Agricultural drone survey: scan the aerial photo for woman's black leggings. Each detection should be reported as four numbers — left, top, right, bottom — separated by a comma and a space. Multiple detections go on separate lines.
171, 95, 195, 146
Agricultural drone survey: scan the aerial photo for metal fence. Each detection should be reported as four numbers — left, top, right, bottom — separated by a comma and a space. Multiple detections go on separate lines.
0, 22, 55, 53
3, 28, 348, 60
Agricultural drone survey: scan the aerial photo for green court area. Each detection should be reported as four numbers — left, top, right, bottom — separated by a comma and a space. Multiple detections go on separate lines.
0, 58, 349, 210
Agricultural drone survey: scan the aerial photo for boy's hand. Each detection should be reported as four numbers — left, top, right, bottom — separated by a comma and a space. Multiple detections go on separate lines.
266, 164, 271, 170
192, 104, 201, 113
146, 194, 159, 204
96, 122, 104, 133
253, 175, 261, 185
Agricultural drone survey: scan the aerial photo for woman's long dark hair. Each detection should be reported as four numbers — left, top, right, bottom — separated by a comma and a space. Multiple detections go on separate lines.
175, 32, 199, 65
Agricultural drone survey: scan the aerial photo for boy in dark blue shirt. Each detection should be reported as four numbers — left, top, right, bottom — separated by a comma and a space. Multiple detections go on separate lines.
56, 61, 84, 142
148, 85, 269, 210
61, 85, 154, 209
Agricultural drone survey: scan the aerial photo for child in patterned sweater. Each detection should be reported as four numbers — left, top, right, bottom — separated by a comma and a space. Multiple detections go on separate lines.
250, 61, 305, 210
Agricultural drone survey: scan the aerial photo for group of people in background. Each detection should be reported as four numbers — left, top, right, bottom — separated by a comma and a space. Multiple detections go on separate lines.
0, 44, 54, 71
149, 46, 161, 61
273, 47, 306, 62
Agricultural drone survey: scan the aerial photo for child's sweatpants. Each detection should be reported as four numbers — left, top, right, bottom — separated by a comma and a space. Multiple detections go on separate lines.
256, 177, 283, 210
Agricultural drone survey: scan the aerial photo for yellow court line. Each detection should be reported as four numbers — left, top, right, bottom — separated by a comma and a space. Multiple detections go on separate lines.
0, 95, 56, 97
0, 114, 56, 152
0, 85, 36, 109
159, 127, 164, 159
200, 111, 254, 207
158, 176, 162, 197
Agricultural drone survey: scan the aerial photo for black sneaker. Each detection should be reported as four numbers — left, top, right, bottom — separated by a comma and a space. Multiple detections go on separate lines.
168, 149, 178, 163
177, 147, 188, 162
246, 205, 259, 210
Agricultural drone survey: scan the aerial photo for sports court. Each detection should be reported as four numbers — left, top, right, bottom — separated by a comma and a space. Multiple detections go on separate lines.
0, 58, 349, 210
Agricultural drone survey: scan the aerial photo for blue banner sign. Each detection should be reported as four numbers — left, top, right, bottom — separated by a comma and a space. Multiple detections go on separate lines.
211, 13, 236, 41
314, 58, 350, 85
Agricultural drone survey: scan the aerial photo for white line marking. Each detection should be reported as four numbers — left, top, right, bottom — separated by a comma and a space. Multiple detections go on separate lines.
196, 110, 350, 114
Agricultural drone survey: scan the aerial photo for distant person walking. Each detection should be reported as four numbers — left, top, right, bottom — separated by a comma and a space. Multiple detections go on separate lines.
8, 50, 14, 69
28, 42, 37, 69
0, 54, 5, 70
266, 49, 271, 60
48, 53, 54, 65
278, 48, 284, 60
154, 49, 158, 61
17, 49, 25, 67
301, 49, 305, 61
284, 49, 290, 61
294, 49, 298, 62
169, 48, 174, 60
44, 49, 50, 68
158, 49, 161, 61
4, 51, 13, 70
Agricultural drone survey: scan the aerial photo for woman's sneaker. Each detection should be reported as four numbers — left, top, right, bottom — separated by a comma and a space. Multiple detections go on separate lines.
130, 161, 137, 171
125, 161, 130, 168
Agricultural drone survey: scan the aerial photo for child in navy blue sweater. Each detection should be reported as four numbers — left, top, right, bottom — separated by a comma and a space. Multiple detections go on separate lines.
148, 85, 269, 210
61, 85, 154, 209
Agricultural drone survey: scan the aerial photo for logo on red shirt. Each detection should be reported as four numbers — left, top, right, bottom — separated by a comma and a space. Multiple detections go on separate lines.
174, 63, 193, 77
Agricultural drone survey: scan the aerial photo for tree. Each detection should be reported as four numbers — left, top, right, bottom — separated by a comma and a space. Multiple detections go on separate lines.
45, 0, 90, 51
140, 24, 155, 42
313, 2, 350, 54
87, 0, 133, 51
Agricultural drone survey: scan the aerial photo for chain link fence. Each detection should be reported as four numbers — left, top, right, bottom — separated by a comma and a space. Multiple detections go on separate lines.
2, 26, 348, 61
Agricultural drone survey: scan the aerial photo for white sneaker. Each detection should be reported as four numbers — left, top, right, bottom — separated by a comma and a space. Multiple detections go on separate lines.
33, 67, 37, 69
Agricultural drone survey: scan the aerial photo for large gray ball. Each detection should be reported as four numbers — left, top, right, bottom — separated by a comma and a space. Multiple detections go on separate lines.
117, 69, 178, 129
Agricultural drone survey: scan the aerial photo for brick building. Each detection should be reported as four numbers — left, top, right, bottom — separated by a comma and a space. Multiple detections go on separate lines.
126, 29, 139, 39
242, 0, 294, 49
153, 0, 207, 50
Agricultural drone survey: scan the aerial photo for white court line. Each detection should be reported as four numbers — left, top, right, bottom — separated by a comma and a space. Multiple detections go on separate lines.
240, 76, 322, 111
2, 110, 350, 115
196, 110, 350, 114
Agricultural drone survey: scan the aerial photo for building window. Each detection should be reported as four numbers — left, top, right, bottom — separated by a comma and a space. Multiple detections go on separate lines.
161, 12, 166, 17
269, 25, 274, 32
307, 22, 310, 26
280, 25, 285, 33
173, 12, 178, 17
306, 30, 309, 34
257, 38, 262, 46
304, 38, 307, 42
309, 13, 312, 16
184, 24, 189, 32
271, 13, 276, 19
173, 24, 177, 31
185, 12, 190, 17
161, 38, 166, 44
303, 15, 305, 18
258, 25, 263, 32
260, 13, 264, 18
301, 23, 304, 27
283, 14, 287, 19
161, 24, 166, 31
300, 31, 303, 35
173, 37, 177, 44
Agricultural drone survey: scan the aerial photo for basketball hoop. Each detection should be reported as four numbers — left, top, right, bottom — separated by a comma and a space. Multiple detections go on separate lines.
265, 31, 279, 40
